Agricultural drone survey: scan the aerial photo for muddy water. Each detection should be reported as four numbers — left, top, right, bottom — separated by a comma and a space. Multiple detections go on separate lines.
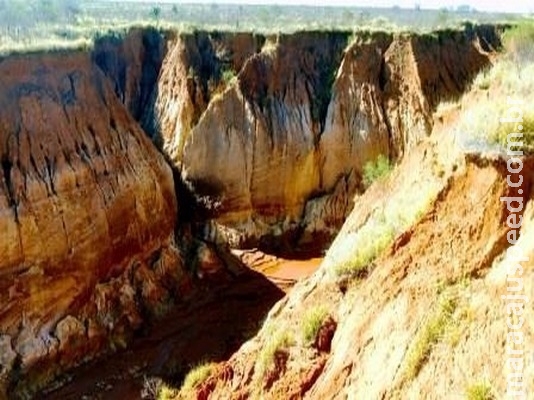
233, 249, 323, 290
39, 253, 322, 400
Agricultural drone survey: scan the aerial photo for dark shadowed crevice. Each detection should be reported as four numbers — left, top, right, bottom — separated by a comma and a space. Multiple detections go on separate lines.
91, 27, 168, 122
1, 155, 18, 221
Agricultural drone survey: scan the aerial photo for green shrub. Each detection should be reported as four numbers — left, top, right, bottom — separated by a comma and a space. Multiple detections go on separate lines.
362, 154, 393, 188
301, 306, 329, 344
181, 362, 216, 392
458, 58, 534, 153
221, 67, 236, 85
256, 329, 294, 380
490, 112, 534, 151
334, 217, 396, 278
403, 295, 457, 381
466, 382, 494, 400
157, 385, 179, 400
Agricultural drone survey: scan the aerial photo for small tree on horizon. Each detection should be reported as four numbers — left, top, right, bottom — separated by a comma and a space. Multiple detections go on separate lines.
150, 6, 161, 26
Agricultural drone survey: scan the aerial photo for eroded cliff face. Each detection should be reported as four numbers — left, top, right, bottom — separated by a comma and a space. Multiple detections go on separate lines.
0, 51, 201, 398
91, 27, 168, 122
179, 119, 534, 400
151, 25, 502, 253
146, 31, 266, 157
0, 25, 508, 398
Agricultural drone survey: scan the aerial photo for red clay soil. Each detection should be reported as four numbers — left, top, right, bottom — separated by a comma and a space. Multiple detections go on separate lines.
38, 255, 322, 400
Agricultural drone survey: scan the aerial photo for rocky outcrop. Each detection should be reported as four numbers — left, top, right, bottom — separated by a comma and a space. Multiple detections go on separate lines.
151, 26, 502, 253
0, 51, 200, 398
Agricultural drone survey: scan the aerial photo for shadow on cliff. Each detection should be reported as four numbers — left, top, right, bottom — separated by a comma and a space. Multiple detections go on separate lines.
39, 261, 285, 400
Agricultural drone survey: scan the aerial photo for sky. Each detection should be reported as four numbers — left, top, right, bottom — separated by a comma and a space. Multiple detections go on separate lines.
173, 0, 534, 13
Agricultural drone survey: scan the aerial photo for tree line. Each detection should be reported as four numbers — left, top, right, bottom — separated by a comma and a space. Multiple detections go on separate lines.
0, 0, 81, 29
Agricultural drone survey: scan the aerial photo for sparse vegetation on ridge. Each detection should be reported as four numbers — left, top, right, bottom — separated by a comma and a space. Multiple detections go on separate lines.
0, 1, 526, 55
334, 215, 396, 279
362, 154, 393, 188
403, 294, 457, 381
221, 67, 237, 85
157, 385, 179, 400
466, 382, 495, 400
301, 306, 329, 344
180, 361, 217, 393
255, 328, 295, 382
332, 172, 437, 281
457, 21, 534, 152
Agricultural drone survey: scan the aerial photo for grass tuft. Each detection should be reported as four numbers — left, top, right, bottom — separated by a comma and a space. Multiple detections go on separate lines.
255, 329, 294, 381
221, 67, 237, 85
181, 361, 216, 393
334, 214, 396, 278
362, 154, 393, 188
403, 294, 457, 381
157, 385, 179, 400
466, 382, 495, 400
457, 20, 534, 153
301, 306, 329, 344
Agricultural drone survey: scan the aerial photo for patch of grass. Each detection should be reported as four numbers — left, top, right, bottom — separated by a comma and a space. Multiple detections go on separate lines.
458, 59, 534, 152
330, 159, 436, 282
221, 67, 237, 85
454, 21, 534, 151
466, 382, 495, 400
301, 306, 329, 344
157, 385, 179, 400
403, 294, 457, 381
334, 216, 396, 278
362, 154, 393, 188
490, 111, 534, 151
181, 361, 216, 392
504, 20, 534, 65
256, 329, 294, 380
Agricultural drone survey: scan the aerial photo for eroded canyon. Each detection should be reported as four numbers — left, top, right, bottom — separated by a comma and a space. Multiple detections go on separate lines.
1, 22, 529, 399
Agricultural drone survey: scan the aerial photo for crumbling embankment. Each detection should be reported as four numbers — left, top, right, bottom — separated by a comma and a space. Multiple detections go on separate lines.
148, 25, 502, 254
0, 47, 237, 398
0, 24, 504, 398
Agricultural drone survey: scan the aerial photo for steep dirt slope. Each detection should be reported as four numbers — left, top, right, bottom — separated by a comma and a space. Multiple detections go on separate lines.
151, 26, 502, 253
0, 51, 223, 399
176, 104, 534, 398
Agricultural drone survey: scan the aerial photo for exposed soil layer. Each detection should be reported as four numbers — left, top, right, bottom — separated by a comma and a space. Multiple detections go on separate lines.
164, 25, 503, 252
0, 24, 507, 399
183, 115, 534, 399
